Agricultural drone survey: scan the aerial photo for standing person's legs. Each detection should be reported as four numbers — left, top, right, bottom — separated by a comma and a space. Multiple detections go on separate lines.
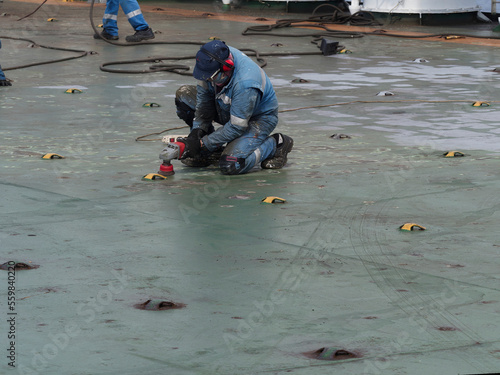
120, 0, 155, 42
102, 0, 120, 37
0, 40, 11, 86
120, 0, 149, 31
0, 65, 11, 86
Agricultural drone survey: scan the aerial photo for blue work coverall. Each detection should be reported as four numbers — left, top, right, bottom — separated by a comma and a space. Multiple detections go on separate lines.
194, 46, 279, 175
102, 0, 150, 36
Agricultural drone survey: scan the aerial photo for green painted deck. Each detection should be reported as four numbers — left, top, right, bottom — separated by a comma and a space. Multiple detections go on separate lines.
1, 1, 500, 374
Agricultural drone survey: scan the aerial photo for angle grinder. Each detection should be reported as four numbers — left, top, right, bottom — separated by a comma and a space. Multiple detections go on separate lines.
158, 135, 187, 176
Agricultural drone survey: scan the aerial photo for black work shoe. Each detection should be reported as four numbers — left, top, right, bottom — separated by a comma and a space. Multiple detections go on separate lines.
93, 30, 119, 40
261, 133, 294, 169
125, 28, 155, 42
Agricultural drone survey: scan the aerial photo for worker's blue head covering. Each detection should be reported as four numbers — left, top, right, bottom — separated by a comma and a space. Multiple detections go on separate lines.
193, 40, 230, 80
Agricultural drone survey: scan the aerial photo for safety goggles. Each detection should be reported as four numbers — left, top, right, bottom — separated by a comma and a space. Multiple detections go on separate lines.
208, 69, 221, 82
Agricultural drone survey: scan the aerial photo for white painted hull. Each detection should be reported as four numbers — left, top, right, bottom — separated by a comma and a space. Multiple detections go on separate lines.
476, 0, 492, 12
362, 0, 479, 13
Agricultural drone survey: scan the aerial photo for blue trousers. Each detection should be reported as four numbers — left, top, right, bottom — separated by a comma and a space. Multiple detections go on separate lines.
219, 116, 277, 174
0, 40, 5, 81
103, 0, 149, 36
176, 85, 277, 175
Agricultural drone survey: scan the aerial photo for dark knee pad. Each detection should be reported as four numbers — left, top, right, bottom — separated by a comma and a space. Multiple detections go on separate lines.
175, 98, 195, 127
219, 155, 246, 175
175, 85, 197, 127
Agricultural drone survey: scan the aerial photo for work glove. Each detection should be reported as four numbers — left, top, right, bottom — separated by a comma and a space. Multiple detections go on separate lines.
187, 127, 207, 140
0, 80, 12, 86
178, 137, 201, 159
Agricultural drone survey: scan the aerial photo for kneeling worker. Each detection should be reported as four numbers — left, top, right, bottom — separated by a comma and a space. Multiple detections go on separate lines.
175, 40, 293, 175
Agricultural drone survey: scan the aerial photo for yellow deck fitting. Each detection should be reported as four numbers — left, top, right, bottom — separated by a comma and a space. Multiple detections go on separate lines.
399, 223, 426, 231
47, 18, 57, 22
142, 173, 167, 180
443, 151, 465, 158
143, 103, 161, 108
41, 153, 65, 159
472, 101, 490, 107
261, 196, 286, 204
443, 35, 465, 40
64, 88, 83, 94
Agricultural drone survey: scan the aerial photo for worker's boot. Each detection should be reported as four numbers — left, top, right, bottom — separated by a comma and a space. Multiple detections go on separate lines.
125, 28, 155, 42
93, 30, 119, 40
261, 133, 293, 169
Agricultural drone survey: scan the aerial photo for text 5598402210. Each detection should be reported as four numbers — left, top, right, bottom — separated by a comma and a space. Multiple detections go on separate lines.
6, 261, 16, 368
